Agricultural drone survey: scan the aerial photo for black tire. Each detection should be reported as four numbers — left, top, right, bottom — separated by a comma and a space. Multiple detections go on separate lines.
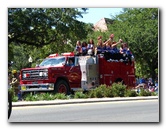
8, 92, 12, 119
115, 78, 125, 85
54, 80, 70, 95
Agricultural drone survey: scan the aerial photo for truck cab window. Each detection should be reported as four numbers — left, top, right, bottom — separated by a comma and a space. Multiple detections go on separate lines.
67, 57, 75, 67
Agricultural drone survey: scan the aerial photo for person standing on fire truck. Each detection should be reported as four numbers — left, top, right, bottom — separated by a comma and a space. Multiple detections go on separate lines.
81, 41, 88, 56
103, 34, 114, 47
87, 39, 95, 56
102, 34, 123, 60
95, 36, 104, 55
75, 40, 82, 56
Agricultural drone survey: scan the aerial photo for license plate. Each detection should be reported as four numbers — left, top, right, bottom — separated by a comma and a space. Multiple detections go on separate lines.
33, 81, 38, 84
21, 86, 26, 91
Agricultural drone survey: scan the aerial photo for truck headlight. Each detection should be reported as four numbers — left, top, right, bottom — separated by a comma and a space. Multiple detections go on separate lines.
39, 72, 48, 76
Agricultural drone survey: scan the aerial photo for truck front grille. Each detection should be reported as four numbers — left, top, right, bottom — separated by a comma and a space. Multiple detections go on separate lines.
22, 69, 48, 80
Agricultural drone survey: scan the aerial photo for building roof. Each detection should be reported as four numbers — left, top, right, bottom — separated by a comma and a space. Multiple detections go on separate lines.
93, 17, 114, 32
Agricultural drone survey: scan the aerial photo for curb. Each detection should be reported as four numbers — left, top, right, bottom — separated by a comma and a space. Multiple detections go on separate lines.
12, 96, 158, 107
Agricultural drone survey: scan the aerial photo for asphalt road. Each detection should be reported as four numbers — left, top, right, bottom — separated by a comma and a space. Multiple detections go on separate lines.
8, 99, 159, 122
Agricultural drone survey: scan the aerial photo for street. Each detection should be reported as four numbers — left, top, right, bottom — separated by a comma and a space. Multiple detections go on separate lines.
8, 99, 159, 122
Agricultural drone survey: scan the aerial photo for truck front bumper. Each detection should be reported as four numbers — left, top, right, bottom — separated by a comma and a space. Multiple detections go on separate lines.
20, 83, 54, 92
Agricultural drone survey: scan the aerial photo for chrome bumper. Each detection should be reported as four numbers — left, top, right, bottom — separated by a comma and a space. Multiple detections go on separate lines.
20, 83, 54, 92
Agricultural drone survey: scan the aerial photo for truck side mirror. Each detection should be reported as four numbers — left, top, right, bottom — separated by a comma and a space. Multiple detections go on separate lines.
62, 63, 65, 66
36, 64, 39, 67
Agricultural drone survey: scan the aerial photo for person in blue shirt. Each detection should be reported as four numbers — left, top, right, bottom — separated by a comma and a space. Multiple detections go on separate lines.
68, 59, 74, 67
81, 42, 87, 56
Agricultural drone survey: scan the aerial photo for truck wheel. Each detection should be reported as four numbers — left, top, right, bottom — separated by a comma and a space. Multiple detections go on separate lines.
115, 78, 125, 85
54, 80, 69, 95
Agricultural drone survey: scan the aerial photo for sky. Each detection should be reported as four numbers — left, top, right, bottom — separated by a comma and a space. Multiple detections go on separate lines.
77, 8, 123, 24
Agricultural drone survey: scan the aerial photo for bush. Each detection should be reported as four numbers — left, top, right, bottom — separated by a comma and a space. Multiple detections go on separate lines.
74, 91, 87, 99
151, 92, 158, 96
87, 90, 96, 98
125, 90, 138, 97
54, 93, 67, 99
23, 92, 38, 101
8, 87, 15, 99
139, 88, 152, 96
111, 83, 126, 97
88, 85, 113, 98
15, 84, 155, 102
40, 93, 56, 100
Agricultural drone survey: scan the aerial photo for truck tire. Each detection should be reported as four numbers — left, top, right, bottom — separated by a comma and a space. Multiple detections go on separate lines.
54, 80, 70, 95
115, 78, 125, 85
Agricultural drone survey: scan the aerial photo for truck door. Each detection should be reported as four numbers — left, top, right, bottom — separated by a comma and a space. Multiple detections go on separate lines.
65, 57, 81, 88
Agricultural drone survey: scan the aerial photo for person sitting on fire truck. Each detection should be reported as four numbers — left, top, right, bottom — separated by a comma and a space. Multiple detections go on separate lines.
102, 34, 123, 60
119, 42, 133, 64
95, 36, 103, 55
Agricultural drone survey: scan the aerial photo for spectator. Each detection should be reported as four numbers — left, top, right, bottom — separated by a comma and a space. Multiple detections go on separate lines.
137, 77, 147, 88
155, 80, 158, 94
10, 70, 20, 98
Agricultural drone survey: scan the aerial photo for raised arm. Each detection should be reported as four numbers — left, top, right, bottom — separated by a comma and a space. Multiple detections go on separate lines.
112, 39, 123, 47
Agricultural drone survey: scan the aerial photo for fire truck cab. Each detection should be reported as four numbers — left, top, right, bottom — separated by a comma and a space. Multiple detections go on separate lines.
20, 52, 135, 95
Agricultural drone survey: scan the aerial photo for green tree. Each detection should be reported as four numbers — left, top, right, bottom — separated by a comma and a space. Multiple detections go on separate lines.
8, 8, 88, 47
8, 8, 90, 69
108, 8, 158, 80
87, 8, 158, 80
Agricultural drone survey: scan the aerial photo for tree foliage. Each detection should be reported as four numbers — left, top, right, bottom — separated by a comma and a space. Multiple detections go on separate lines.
87, 8, 158, 80
8, 8, 90, 70
112, 8, 158, 80
8, 8, 88, 47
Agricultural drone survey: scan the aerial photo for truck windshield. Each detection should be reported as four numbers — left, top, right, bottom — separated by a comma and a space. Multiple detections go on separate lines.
39, 57, 65, 67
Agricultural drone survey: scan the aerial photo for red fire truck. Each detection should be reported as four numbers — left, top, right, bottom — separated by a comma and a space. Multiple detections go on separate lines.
20, 52, 135, 95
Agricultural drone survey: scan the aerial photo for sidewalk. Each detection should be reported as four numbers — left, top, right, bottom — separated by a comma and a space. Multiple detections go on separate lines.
12, 96, 158, 107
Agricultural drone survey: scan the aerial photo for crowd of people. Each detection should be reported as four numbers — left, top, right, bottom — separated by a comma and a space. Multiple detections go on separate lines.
135, 76, 158, 94
74, 34, 134, 63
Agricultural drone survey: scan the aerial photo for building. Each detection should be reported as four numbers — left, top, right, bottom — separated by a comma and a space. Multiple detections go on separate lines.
93, 17, 114, 32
